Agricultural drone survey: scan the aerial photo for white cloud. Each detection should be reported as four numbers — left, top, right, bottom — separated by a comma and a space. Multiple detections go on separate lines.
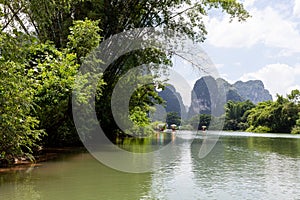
234, 62, 242, 66
240, 63, 300, 99
219, 74, 237, 84
294, 0, 300, 17
242, 0, 257, 8
206, 6, 300, 54
215, 63, 224, 69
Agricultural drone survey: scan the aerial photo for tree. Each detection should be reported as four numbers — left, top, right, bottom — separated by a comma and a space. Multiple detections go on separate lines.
67, 19, 102, 63
94, 0, 249, 138
0, 31, 44, 162
0, 0, 250, 141
28, 19, 102, 146
288, 89, 300, 104
187, 114, 212, 130
0, 0, 84, 48
292, 112, 300, 134
166, 112, 181, 128
26, 43, 80, 146
1, 1, 249, 48
224, 100, 255, 131
0, 17, 101, 151
246, 91, 300, 133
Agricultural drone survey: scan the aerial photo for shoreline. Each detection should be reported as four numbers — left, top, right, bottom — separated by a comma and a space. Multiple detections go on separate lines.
0, 147, 86, 172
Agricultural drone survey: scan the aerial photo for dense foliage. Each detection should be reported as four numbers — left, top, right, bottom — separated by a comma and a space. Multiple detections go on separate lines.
166, 112, 181, 128
224, 100, 255, 131
186, 114, 212, 130
0, 0, 249, 163
0, 19, 100, 163
247, 92, 300, 133
0, 50, 43, 161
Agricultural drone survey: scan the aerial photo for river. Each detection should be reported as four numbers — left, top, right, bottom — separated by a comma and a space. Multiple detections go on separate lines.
1, 131, 300, 200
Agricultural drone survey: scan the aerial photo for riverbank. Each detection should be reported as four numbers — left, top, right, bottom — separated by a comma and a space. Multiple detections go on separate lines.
0, 147, 86, 171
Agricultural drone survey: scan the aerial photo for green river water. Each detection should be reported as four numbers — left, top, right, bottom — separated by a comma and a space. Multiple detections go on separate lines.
1, 131, 300, 200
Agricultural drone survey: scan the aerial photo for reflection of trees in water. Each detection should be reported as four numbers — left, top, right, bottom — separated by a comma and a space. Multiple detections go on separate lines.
13, 176, 41, 200
0, 153, 154, 200
117, 133, 175, 153
2, 136, 300, 200
190, 136, 300, 198
224, 137, 300, 158
190, 136, 300, 178
37, 153, 153, 200
0, 170, 41, 200
247, 137, 300, 158
117, 136, 155, 153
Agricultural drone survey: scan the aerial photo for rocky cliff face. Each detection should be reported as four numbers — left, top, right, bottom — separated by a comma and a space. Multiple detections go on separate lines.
233, 80, 273, 104
153, 76, 272, 120
188, 76, 226, 117
152, 85, 187, 121
216, 78, 244, 102
188, 76, 272, 118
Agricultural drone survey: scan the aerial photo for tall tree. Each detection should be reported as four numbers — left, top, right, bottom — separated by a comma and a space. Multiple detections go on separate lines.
1, 1, 249, 47
224, 100, 255, 131
0, 30, 44, 161
1, 0, 250, 140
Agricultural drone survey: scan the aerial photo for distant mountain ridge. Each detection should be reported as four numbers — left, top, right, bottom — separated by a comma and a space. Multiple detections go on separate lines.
188, 76, 272, 118
154, 76, 272, 120
233, 80, 273, 104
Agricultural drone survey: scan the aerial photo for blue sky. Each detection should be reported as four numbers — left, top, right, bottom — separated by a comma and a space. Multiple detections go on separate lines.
199, 0, 300, 100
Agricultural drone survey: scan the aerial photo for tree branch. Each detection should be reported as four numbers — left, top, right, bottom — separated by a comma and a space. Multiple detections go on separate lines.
1, 6, 23, 32
6, 3, 30, 35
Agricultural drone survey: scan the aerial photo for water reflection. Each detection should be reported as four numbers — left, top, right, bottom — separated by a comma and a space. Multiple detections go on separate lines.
145, 131, 300, 199
0, 170, 41, 200
1, 131, 300, 200
117, 132, 175, 153
189, 133, 300, 199
0, 153, 153, 200
245, 137, 300, 157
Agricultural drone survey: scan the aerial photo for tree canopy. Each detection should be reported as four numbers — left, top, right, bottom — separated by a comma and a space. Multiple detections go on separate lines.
0, 0, 250, 163
1, 0, 250, 47
246, 91, 300, 133
224, 100, 255, 131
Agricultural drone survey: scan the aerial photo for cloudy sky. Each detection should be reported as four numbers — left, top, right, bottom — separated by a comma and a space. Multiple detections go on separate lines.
200, 0, 300, 100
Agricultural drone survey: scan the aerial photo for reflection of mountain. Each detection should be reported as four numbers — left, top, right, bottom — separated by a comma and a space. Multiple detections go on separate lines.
157, 85, 187, 119
188, 76, 273, 118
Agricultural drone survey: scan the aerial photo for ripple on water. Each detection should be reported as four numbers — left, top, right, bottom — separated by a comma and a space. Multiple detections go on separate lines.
1, 131, 300, 200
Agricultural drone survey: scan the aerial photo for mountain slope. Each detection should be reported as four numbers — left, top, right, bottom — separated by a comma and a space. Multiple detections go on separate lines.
188, 76, 272, 118
233, 80, 273, 104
